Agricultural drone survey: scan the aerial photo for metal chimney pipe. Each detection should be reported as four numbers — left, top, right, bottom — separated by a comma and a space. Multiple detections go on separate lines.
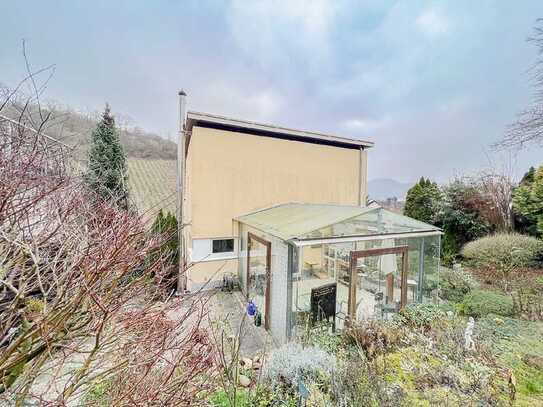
177, 90, 187, 293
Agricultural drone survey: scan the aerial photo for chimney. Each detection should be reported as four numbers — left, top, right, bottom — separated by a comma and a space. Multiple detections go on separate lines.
177, 90, 187, 293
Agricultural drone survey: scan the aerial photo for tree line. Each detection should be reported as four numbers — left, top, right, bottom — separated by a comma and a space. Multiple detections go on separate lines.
404, 166, 543, 264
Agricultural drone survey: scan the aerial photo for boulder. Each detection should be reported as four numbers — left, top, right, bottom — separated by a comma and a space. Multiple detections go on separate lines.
238, 374, 251, 387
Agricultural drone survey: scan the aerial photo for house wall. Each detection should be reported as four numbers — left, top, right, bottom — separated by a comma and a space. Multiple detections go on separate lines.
188, 259, 238, 291
185, 125, 367, 288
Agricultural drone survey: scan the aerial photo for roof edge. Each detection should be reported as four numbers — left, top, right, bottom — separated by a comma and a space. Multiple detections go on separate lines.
186, 111, 374, 149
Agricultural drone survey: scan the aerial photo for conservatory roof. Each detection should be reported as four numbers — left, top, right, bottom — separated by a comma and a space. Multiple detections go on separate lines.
234, 203, 441, 244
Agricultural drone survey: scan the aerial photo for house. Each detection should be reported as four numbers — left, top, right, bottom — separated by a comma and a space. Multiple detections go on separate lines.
178, 93, 441, 344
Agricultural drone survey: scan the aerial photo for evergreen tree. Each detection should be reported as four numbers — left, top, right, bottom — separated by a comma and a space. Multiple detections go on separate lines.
85, 104, 128, 207
513, 165, 543, 236
404, 177, 442, 225
520, 166, 536, 186
150, 209, 179, 292
151, 209, 179, 266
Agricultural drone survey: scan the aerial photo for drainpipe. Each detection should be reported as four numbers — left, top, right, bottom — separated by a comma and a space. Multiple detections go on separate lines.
177, 90, 187, 293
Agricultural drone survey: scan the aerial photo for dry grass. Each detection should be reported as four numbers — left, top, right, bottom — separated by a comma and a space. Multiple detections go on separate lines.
128, 158, 176, 217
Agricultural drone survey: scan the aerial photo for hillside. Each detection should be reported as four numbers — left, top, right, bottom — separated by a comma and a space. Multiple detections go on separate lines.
2, 99, 177, 216
368, 178, 412, 200
1, 100, 176, 160
127, 159, 176, 215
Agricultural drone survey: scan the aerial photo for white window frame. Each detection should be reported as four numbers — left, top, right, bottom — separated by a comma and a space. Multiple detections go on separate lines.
191, 237, 238, 262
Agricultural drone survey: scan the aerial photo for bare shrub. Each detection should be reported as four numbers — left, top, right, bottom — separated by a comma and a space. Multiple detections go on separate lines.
0, 68, 215, 405
343, 320, 403, 359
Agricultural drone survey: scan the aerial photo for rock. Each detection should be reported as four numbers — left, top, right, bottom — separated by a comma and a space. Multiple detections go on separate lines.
523, 354, 543, 370
240, 357, 252, 369
238, 374, 251, 387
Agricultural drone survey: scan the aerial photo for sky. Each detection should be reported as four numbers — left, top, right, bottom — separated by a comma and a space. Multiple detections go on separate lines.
2, 0, 543, 183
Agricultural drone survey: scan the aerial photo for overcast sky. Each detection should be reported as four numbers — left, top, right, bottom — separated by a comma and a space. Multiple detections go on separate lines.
2, 1, 543, 183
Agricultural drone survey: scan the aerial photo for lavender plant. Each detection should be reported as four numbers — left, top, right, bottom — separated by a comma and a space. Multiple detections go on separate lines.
262, 343, 336, 390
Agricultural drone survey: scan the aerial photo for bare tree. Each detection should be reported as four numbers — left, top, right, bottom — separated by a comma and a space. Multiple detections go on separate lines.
0, 58, 216, 405
496, 19, 543, 149
470, 153, 517, 232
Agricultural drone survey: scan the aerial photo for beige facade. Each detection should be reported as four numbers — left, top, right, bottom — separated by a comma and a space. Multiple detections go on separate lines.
182, 112, 372, 289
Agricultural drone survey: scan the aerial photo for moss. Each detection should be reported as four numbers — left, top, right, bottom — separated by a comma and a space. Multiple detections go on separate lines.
83, 378, 113, 406
477, 317, 543, 403
381, 347, 442, 392
25, 297, 45, 313
516, 363, 543, 397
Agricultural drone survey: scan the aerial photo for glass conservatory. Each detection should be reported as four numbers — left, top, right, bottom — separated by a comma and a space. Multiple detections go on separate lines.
235, 203, 441, 344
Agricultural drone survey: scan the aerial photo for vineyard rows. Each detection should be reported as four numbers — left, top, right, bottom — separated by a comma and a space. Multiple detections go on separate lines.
128, 158, 177, 218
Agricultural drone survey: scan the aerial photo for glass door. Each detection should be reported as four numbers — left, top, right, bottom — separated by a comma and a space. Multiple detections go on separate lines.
348, 245, 408, 321
246, 233, 271, 330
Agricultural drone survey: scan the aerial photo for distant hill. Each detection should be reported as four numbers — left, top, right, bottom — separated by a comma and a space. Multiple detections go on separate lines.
368, 178, 412, 201
1, 96, 177, 216
1, 100, 176, 160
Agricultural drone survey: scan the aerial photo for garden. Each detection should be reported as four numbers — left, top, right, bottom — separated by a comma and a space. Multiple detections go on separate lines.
207, 234, 543, 406
205, 167, 543, 406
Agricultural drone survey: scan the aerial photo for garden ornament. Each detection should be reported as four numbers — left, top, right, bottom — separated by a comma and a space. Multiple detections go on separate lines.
464, 316, 475, 351
247, 300, 257, 317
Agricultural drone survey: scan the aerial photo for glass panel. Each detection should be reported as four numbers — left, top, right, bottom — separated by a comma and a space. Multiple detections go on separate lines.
394, 236, 425, 305
301, 207, 439, 239
289, 234, 441, 337
422, 235, 440, 303
292, 243, 354, 335
325, 243, 351, 330
354, 248, 403, 321
248, 238, 268, 324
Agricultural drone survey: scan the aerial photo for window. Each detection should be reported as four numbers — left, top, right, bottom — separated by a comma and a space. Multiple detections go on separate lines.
212, 238, 234, 253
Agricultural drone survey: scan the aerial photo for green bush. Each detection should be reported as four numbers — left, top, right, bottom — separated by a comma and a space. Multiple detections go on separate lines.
461, 233, 543, 277
459, 289, 514, 318
209, 389, 250, 406
439, 267, 478, 302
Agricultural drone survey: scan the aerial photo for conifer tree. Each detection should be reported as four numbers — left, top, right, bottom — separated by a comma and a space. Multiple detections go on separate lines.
513, 165, 543, 236
150, 209, 179, 292
85, 104, 128, 207
404, 177, 442, 225
151, 209, 179, 266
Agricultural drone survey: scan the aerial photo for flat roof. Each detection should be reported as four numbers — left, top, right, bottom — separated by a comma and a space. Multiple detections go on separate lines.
186, 111, 374, 150
235, 203, 441, 243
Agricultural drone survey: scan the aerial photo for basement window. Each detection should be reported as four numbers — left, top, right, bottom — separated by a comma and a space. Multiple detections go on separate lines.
212, 238, 234, 254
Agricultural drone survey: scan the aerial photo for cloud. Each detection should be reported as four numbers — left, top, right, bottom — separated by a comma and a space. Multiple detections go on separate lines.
3, 0, 541, 184
416, 8, 450, 37
341, 117, 389, 133
193, 80, 284, 123
225, 0, 338, 76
